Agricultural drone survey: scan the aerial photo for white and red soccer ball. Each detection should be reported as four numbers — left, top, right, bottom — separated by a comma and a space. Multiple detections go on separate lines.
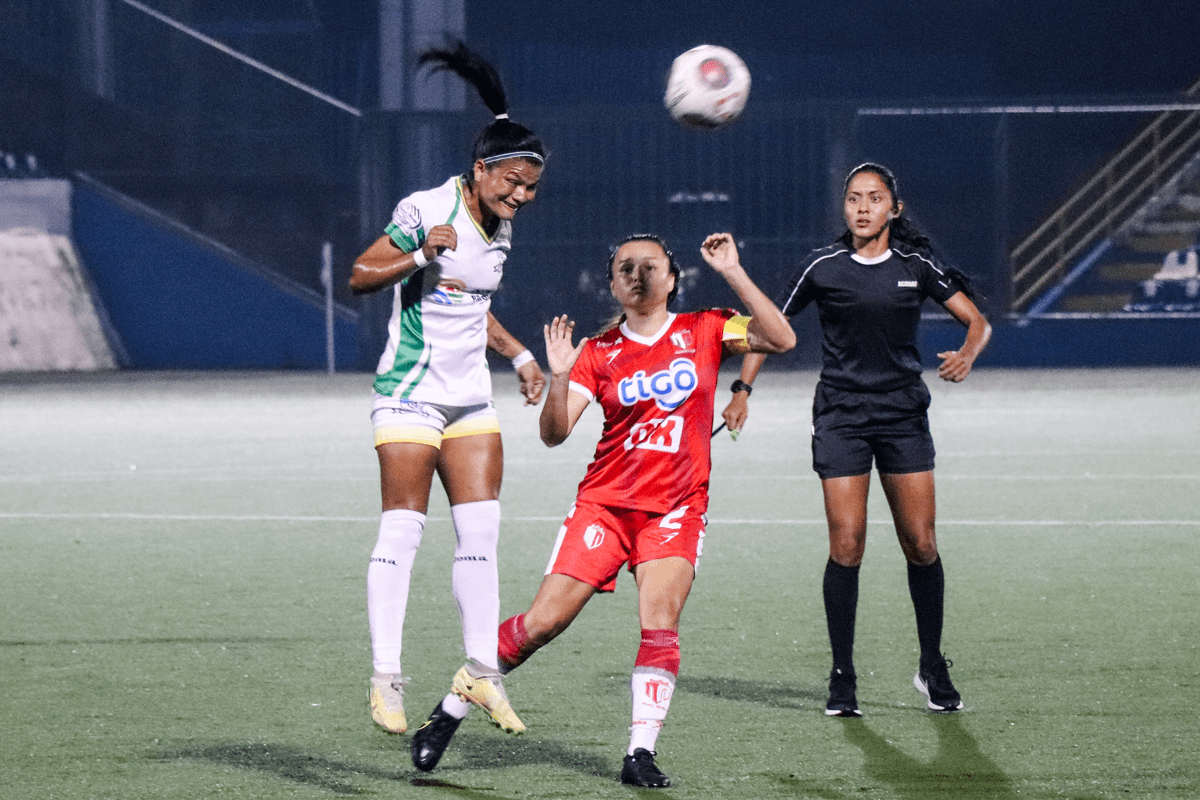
664, 45, 751, 130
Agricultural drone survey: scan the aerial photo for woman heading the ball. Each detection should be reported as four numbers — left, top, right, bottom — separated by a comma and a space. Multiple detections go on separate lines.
350, 41, 546, 742
408, 231, 795, 784
738, 162, 990, 716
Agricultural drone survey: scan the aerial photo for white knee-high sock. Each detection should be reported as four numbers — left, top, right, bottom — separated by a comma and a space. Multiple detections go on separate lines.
630, 668, 676, 754
450, 500, 501, 670
367, 509, 425, 674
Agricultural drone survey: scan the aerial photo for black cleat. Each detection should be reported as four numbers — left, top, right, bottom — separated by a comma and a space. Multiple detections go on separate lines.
914, 655, 964, 712
825, 667, 862, 717
620, 748, 671, 788
410, 701, 464, 772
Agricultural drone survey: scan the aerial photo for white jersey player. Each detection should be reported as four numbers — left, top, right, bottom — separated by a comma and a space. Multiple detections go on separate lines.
348, 41, 546, 750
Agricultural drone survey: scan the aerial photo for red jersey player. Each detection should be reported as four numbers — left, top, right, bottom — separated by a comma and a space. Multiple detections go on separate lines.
408, 232, 796, 786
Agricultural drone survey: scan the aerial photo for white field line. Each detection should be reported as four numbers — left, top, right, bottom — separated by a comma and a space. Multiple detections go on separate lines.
0, 512, 1197, 527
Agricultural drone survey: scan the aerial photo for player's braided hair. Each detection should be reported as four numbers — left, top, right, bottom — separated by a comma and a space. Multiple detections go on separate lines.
418, 40, 546, 184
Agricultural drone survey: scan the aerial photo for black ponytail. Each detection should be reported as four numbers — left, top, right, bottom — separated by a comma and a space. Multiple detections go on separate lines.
418, 40, 546, 181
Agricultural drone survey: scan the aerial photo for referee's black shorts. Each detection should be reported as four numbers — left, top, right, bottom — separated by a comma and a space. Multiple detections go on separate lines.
810, 380, 936, 479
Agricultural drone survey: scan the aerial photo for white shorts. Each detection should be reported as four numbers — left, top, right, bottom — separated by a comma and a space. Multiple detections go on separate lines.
371, 394, 500, 448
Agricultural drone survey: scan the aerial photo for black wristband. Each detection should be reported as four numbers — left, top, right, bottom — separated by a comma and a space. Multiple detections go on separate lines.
731, 379, 753, 396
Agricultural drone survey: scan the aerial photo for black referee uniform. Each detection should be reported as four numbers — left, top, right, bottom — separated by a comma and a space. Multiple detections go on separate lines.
779, 244, 966, 479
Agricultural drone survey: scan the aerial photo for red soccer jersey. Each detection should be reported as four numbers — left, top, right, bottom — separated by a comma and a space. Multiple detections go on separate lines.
568, 309, 740, 514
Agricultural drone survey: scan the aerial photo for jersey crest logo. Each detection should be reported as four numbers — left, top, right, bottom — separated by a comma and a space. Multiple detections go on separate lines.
670, 330, 693, 351
617, 358, 698, 411
583, 524, 606, 550
397, 201, 421, 231
642, 678, 673, 706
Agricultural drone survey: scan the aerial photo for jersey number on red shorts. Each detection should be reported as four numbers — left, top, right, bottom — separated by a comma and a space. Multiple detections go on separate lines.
624, 415, 683, 453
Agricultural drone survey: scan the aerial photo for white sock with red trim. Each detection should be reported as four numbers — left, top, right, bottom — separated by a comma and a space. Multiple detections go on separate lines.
629, 629, 680, 755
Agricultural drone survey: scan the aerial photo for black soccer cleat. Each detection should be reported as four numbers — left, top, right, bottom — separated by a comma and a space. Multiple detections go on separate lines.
825, 667, 862, 717
410, 701, 464, 772
620, 748, 671, 788
914, 655, 964, 712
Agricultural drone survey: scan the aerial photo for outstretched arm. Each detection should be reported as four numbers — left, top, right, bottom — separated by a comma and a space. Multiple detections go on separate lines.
937, 292, 991, 382
539, 315, 590, 446
487, 312, 546, 405
700, 233, 796, 354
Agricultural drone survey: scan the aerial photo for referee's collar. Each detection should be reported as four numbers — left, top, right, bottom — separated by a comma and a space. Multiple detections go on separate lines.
850, 249, 893, 265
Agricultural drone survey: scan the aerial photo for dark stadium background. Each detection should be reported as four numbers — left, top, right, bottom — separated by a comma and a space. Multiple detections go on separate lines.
3, 0, 1198, 368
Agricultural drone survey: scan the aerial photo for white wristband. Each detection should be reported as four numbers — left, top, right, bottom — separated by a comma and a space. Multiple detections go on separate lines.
511, 349, 535, 370
411, 248, 430, 268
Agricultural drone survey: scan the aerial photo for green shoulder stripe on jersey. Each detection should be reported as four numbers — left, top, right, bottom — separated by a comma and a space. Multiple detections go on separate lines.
373, 275, 432, 398
384, 221, 420, 253
448, 179, 462, 226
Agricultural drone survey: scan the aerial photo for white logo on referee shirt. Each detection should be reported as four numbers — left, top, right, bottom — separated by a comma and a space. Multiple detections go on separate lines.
897, 280, 918, 288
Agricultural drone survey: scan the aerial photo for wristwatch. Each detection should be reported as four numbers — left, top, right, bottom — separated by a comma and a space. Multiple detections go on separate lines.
730, 379, 753, 396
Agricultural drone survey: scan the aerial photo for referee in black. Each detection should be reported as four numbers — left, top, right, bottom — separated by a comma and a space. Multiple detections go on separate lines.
734, 162, 990, 716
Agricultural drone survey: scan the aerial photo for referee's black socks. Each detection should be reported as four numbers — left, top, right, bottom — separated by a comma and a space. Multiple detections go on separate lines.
907, 556, 945, 669
823, 559, 860, 674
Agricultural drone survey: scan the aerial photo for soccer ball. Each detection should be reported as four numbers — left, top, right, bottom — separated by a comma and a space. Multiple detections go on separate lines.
664, 45, 751, 130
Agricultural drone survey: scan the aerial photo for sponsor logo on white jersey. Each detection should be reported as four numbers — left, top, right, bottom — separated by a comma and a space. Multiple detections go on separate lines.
430, 279, 492, 306
617, 358, 698, 411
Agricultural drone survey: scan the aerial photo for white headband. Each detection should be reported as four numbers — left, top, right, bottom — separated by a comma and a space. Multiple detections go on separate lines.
482, 150, 544, 165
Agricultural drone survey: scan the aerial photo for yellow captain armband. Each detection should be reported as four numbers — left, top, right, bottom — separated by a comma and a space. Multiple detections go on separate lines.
722, 315, 751, 352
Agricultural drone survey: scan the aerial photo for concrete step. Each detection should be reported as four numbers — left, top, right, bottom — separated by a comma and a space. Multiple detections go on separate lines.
1123, 233, 1195, 252
1097, 262, 1161, 282
1061, 293, 1131, 312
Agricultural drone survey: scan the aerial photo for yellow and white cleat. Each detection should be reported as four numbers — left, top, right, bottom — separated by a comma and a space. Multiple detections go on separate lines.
369, 674, 408, 734
451, 661, 525, 734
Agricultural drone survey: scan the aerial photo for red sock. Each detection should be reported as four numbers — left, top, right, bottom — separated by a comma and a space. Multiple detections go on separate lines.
497, 613, 529, 672
635, 628, 680, 676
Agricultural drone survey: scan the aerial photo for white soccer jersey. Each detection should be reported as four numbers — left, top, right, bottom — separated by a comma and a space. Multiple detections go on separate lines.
373, 176, 512, 405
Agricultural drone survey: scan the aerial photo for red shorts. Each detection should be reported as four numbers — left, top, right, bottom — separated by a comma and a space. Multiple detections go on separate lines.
544, 496, 707, 592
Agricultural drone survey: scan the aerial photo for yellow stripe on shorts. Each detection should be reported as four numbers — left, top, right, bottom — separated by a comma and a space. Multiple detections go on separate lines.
722, 315, 751, 344
375, 425, 443, 448
443, 415, 501, 440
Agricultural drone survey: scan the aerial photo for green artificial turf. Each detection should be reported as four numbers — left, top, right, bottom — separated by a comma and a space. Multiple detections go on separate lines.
1, 368, 1197, 799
